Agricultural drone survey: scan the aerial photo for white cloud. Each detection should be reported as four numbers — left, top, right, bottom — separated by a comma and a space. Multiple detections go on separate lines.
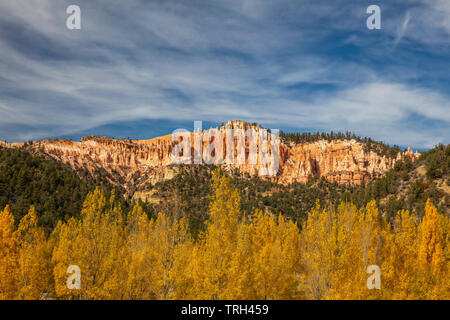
0, 0, 448, 150
192, 82, 449, 149
425, 0, 450, 34
394, 10, 411, 46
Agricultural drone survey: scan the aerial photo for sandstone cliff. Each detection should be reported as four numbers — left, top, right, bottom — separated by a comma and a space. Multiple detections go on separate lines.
0, 121, 420, 193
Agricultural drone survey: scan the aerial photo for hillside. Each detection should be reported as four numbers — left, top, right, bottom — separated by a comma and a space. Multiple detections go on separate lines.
132, 144, 448, 236
0, 146, 151, 232
0, 121, 419, 195
1, 122, 446, 237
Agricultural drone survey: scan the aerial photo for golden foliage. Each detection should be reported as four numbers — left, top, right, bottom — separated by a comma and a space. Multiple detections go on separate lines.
0, 205, 19, 299
52, 188, 127, 299
16, 206, 53, 299
0, 175, 448, 300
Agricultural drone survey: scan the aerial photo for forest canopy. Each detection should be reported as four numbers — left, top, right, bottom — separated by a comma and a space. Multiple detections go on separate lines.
0, 170, 448, 300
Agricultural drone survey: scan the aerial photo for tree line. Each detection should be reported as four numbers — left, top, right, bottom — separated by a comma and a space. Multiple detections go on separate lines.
0, 170, 448, 300
279, 130, 402, 159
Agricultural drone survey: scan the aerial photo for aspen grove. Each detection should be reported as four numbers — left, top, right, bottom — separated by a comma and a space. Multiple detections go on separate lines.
0, 170, 448, 300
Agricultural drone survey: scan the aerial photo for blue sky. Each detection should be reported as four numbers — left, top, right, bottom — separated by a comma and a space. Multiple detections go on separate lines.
0, 0, 449, 149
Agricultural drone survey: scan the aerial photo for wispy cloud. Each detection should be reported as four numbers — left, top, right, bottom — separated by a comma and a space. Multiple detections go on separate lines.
0, 0, 448, 149
394, 10, 411, 46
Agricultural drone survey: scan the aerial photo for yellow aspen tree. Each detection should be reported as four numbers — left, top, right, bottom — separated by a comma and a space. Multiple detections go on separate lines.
126, 203, 191, 300
223, 219, 256, 299
301, 201, 387, 300
334, 201, 393, 300
216, 209, 302, 300
417, 199, 449, 299
248, 211, 302, 299
328, 202, 366, 299
360, 201, 384, 273
419, 200, 445, 274
0, 205, 19, 299
52, 188, 127, 299
354, 201, 386, 300
300, 202, 337, 300
167, 234, 194, 300
187, 170, 240, 299
149, 213, 190, 299
16, 206, 53, 299
124, 204, 153, 299
381, 209, 419, 299
51, 217, 80, 299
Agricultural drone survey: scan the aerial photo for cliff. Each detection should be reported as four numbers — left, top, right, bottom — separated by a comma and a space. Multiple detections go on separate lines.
0, 121, 420, 193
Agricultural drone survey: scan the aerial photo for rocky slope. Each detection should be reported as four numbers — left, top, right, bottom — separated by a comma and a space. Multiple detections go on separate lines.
277, 140, 418, 185
0, 121, 420, 194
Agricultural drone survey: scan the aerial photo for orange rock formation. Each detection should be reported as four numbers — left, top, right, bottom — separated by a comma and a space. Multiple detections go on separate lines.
0, 121, 419, 192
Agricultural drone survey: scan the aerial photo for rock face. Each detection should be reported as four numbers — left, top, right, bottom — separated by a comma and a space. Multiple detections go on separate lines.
0, 121, 419, 192
277, 140, 410, 185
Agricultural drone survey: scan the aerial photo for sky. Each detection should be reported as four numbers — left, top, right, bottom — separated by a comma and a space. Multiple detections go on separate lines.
0, 0, 449, 150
